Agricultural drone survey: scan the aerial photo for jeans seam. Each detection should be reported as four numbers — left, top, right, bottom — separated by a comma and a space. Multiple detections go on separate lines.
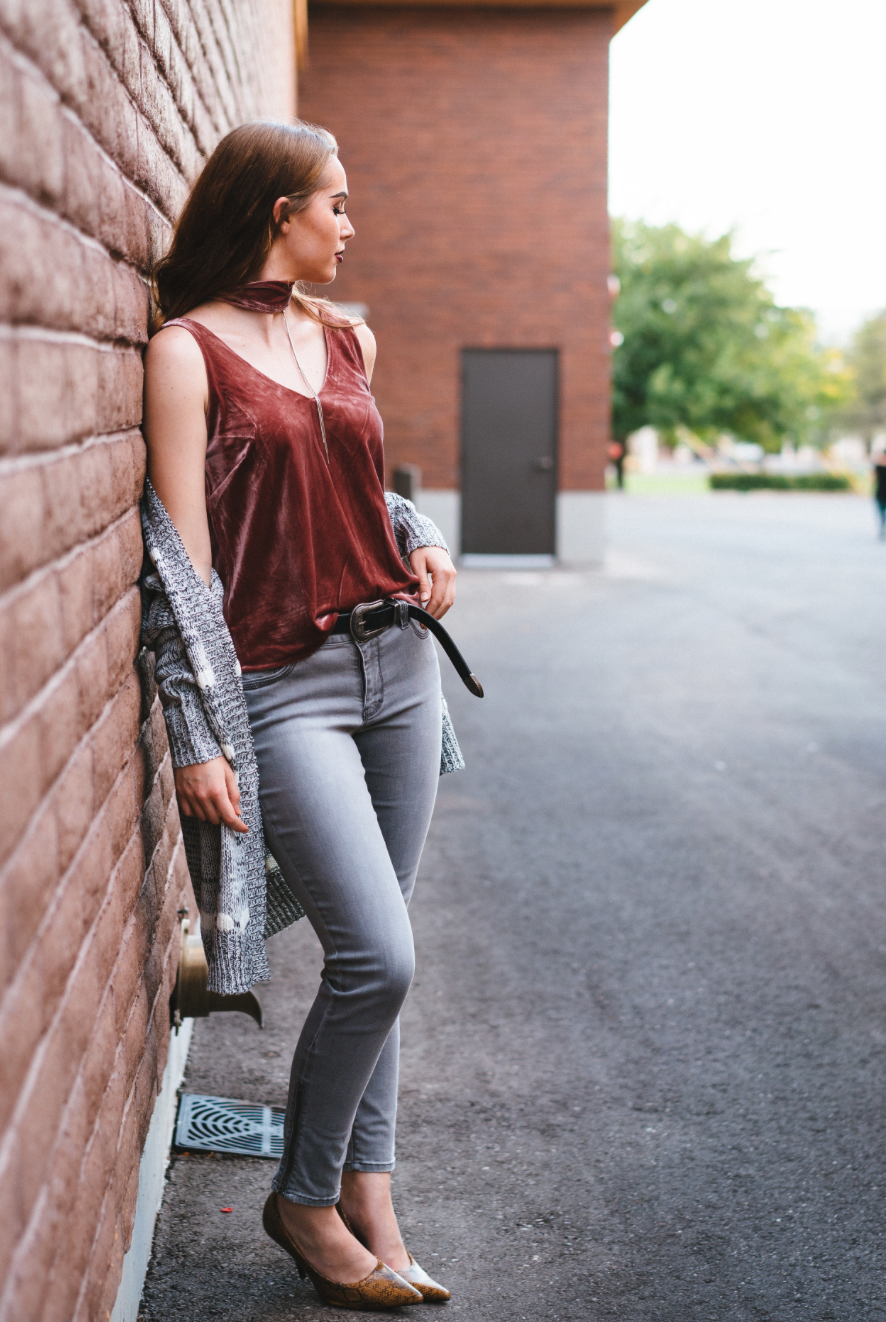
262, 821, 347, 1203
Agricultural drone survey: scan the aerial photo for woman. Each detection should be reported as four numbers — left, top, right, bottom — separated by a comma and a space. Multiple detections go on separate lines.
143, 120, 461, 1309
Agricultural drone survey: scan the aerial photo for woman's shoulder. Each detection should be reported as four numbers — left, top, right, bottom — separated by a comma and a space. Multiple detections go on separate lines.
148, 320, 206, 362
345, 321, 376, 381
144, 321, 209, 400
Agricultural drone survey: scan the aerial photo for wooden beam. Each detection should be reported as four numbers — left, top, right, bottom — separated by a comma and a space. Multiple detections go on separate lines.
312, 0, 648, 20
614, 0, 647, 31
295, 0, 309, 69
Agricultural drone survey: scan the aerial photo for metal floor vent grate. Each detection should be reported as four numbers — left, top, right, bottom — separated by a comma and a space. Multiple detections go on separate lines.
175, 1093, 285, 1159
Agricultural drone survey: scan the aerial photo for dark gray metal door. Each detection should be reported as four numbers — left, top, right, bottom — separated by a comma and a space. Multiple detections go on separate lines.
461, 349, 558, 555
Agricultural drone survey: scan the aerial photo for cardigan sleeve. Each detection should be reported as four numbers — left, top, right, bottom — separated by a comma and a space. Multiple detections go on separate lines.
385, 492, 449, 559
141, 570, 224, 769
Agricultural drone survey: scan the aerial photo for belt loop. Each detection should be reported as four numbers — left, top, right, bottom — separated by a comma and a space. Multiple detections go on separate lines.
397, 600, 409, 629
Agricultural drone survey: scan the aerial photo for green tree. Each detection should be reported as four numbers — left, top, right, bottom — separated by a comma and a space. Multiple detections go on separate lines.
611, 220, 848, 452
830, 311, 886, 443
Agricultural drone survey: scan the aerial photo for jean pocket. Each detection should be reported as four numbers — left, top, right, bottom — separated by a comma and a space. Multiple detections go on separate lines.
240, 664, 294, 691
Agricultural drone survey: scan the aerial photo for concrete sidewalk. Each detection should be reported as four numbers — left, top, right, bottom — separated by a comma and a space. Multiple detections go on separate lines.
142, 495, 886, 1320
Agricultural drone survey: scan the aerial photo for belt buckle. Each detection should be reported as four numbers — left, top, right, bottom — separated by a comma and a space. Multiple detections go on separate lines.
349, 599, 388, 643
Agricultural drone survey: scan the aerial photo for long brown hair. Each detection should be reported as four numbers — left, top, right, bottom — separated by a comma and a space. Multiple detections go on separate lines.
152, 120, 353, 332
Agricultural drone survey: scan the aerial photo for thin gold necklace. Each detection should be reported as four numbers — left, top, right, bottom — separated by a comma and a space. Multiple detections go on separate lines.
283, 312, 329, 464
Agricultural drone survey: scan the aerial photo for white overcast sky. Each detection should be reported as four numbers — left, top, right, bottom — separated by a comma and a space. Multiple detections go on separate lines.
609, 0, 886, 342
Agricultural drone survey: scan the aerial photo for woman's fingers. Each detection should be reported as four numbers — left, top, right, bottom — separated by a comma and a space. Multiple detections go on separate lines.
224, 763, 242, 814
410, 547, 457, 619
174, 756, 249, 832
413, 561, 432, 608
427, 563, 456, 618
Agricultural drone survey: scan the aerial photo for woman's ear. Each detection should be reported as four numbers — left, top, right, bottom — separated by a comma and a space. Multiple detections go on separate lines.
272, 196, 291, 230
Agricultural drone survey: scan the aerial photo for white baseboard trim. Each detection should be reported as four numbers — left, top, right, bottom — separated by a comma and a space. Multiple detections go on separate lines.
415, 490, 461, 557
460, 554, 556, 569
556, 491, 606, 565
110, 1019, 194, 1322
414, 488, 606, 565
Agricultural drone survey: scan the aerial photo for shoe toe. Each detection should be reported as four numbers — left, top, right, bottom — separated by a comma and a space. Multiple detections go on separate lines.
400, 1257, 451, 1302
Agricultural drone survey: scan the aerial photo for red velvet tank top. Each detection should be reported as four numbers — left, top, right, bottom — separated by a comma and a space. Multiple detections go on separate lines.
167, 317, 419, 670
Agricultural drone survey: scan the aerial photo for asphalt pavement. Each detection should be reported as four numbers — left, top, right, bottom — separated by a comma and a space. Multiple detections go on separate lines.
141, 493, 886, 1321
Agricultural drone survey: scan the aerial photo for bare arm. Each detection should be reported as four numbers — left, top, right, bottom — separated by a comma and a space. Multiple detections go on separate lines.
143, 326, 214, 586
143, 326, 246, 831
353, 321, 377, 383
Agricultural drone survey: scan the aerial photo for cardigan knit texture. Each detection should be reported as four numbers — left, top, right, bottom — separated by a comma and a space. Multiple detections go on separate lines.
139, 479, 463, 994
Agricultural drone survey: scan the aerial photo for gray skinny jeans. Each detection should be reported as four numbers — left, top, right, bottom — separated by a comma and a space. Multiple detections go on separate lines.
242, 619, 442, 1205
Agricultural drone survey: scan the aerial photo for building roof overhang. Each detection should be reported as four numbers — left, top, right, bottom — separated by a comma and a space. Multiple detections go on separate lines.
309, 0, 647, 35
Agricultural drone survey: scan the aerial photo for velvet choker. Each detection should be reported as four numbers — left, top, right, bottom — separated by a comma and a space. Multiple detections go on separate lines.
218, 281, 294, 313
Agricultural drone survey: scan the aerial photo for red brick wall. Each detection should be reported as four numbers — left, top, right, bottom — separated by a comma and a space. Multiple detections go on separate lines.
0, 3, 293, 1318
299, 4, 612, 491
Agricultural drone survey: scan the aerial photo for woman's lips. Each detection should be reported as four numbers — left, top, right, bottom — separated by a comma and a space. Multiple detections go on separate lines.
335, 252, 344, 263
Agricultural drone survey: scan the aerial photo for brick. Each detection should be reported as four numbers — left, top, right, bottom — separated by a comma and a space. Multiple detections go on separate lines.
146, 202, 171, 270
96, 347, 142, 434
0, 1181, 55, 1322
77, 1189, 120, 1322
69, 782, 122, 918
16, 338, 99, 453
36, 659, 85, 790
0, 572, 63, 719
57, 942, 103, 1072
77, 29, 139, 183
34, 867, 89, 1032
60, 112, 104, 241
119, 979, 149, 1098
34, 1120, 88, 1319
55, 544, 95, 659
62, 1132, 114, 1298
0, 196, 114, 335
113, 263, 149, 345
14, 0, 88, 125
17, 70, 65, 208
110, 912, 145, 1038
32, 1081, 91, 1322
105, 587, 141, 693
0, 48, 18, 187
89, 882, 125, 1003
111, 826, 148, 919
74, 619, 110, 735
143, 867, 181, 1009
104, 751, 144, 872
0, 461, 45, 598
0, 802, 60, 991
0, 953, 44, 1136
91, 677, 141, 810
0, 338, 17, 451
76, 440, 116, 541
0, 713, 41, 868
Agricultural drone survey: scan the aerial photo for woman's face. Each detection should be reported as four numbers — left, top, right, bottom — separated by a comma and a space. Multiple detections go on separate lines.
275, 157, 355, 285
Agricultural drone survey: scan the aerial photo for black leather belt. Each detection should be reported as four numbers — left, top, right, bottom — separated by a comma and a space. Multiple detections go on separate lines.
331, 599, 483, 698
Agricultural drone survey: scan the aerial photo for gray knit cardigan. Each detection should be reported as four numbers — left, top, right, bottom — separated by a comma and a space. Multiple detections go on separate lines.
139, 479, 463, 994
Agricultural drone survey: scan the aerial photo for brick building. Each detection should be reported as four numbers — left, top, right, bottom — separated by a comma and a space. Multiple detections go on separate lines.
301, 0, 646, 561
0, 3, 294, 1318
0, 0, 643, 1317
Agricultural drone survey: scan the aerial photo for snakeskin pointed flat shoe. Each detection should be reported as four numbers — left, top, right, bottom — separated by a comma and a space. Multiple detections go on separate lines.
263, 1193, 423, 1310
336, 1202, 452, 1302
395, 1253, 451, 1302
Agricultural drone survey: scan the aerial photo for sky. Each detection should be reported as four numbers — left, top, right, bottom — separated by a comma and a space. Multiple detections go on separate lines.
609, 0, 886, 343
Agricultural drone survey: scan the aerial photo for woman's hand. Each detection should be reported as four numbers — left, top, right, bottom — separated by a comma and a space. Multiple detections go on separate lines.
409, 545, 457, 619
174, 756, 249, 833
